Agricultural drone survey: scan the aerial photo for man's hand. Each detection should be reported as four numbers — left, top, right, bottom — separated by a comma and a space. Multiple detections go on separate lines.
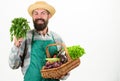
14, 37, 23, 47
60, 72, 70, 80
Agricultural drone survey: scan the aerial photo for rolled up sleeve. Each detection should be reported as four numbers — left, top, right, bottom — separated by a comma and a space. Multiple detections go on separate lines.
9, 45, 22, 69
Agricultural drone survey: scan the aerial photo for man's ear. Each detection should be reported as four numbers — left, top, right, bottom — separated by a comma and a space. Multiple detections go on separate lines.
48, 14, 52, 19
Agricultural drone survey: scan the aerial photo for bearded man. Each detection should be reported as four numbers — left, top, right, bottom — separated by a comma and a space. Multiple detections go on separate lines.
9, 1, 69, 81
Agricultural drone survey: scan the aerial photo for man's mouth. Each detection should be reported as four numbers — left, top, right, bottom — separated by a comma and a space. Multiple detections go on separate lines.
37, 20, 44, 24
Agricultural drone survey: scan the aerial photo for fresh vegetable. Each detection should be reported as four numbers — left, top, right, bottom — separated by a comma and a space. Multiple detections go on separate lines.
44, 61, 62, 69
57, 51, 68, 64
9, 17, 30, 41
44, 50, 68, 69
44, 58, 61, 69
46, 58, 60, 62
67, 45, 85, 60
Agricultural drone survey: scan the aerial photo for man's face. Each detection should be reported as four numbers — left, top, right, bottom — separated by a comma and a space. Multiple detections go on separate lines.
32, 9, 50, 31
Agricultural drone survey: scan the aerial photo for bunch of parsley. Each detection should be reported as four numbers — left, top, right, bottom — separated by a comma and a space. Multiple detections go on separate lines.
9, 17, 30, 41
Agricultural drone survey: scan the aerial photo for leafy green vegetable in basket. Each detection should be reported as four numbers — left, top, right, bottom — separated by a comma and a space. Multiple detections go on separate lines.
67, 45, 85, 60
9, 17, 30, 42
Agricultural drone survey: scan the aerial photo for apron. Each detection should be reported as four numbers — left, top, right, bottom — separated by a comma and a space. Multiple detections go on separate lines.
24, 33, 59, 81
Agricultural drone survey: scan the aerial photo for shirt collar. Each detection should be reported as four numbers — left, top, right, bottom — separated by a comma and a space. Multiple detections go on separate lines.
34, 28, 50, 36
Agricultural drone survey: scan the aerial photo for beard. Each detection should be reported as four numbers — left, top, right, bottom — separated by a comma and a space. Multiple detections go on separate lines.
33, 18, 48, 31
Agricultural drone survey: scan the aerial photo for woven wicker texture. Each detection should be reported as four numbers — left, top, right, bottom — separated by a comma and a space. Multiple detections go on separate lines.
40, 43, 80, 79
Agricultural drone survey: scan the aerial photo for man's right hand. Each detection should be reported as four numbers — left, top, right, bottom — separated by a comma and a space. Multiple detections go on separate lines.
14, 37, 23, 47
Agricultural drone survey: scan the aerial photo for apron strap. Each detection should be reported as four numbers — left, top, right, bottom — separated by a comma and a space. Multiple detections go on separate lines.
20, 40, 27, 67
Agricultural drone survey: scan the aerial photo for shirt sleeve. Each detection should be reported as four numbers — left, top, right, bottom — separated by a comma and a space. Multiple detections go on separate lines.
8, 40, 25, 69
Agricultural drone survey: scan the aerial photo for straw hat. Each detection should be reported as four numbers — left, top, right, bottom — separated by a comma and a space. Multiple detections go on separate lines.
28, 1, 56, 17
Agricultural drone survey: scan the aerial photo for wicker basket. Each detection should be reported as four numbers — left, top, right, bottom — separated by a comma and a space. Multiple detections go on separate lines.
40, 43, 80, 79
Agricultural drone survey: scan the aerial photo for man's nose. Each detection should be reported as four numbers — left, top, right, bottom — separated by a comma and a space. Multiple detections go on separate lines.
37, 14, 42, 18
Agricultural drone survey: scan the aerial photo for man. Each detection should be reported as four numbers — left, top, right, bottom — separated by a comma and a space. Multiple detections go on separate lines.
9, 1, 69, 81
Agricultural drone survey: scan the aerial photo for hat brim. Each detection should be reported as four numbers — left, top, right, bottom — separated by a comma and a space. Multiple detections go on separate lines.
28, 1, 55, 17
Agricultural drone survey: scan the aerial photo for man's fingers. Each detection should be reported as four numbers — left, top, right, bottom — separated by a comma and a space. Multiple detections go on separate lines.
14, 37, 23, 47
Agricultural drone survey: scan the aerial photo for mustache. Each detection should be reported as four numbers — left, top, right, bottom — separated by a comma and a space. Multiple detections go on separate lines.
34, 18, 45, 23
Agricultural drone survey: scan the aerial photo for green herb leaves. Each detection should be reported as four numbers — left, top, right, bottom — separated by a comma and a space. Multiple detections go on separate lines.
10, 17, 30, 41
67, 45, 85, 60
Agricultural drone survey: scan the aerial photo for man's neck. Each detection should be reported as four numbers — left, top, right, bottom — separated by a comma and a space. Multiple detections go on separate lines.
38, 27, 48, 35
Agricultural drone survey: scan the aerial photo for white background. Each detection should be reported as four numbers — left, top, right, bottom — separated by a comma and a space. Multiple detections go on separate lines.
0, 0, 120, 81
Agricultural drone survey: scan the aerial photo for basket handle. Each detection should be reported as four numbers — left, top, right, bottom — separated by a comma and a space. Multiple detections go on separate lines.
46, 43, 72, 61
